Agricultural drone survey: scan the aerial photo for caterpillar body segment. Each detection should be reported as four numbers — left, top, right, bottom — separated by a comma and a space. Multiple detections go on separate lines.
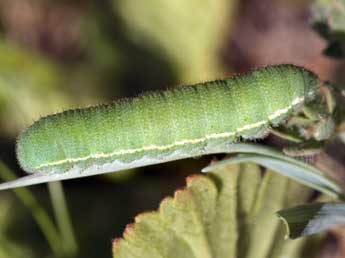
17, 64, 320, 175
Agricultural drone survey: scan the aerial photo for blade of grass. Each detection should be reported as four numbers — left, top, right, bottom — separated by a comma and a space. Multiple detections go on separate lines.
203, 143, 334, 178
0, 235, 34, 258
0, 246, 9, 258
202, 144, 343, 199
205, 154, 341, 199
0, 161, 63, 257
48, 182, 78, 257
0, 143, 341, 197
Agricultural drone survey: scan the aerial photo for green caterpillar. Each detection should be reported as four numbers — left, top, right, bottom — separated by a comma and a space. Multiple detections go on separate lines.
16, 64, 319, 178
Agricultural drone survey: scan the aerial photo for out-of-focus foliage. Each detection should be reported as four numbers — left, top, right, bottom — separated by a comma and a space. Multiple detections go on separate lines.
0, 196, 34, 258
312, 0, 345, 57
0, 40, 71, 136
114, 0, 237, 82
113, 163, 321, 258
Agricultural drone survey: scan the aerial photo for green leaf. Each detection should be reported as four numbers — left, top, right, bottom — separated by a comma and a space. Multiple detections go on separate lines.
0, 162, 63, 257
266, 180, 314, 258
312, 0, 345, 33
202, 143, 343, 199
113, 165, 240, 258
113, 0, 237, 81
311, 0, 345, 58
207, 163, 239, 258
0, 40, 71, 136
239, 170, 288, 258
114, 167, 236, 258
113, 163, 320, 258
0, 143, 341, 198
277, 202, 345, 239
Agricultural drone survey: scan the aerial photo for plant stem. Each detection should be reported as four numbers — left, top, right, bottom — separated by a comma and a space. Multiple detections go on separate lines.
0, 161, 63, 257
48, 181, 78, 257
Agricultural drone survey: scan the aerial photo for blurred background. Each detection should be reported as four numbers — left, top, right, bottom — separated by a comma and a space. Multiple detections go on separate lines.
0, 0, 345, 257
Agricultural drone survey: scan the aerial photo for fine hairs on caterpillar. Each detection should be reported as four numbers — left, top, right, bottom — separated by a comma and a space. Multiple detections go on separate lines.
0, 64, 322, 189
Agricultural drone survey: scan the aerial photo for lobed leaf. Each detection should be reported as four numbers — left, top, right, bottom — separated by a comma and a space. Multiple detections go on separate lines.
266, 180, 314, 258
113, 164, 240, 258
113, 163, 319, 258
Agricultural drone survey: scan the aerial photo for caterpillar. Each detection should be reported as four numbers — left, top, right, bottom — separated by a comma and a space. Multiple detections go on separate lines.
16, 64, 319, 178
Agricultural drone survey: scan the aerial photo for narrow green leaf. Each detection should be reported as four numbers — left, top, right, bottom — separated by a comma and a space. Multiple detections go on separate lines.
277, 202, 345, 239
48, 182, 78, 257
1, 143, 340, 196
0, 162, 63, 257
202, 143, 343, 199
